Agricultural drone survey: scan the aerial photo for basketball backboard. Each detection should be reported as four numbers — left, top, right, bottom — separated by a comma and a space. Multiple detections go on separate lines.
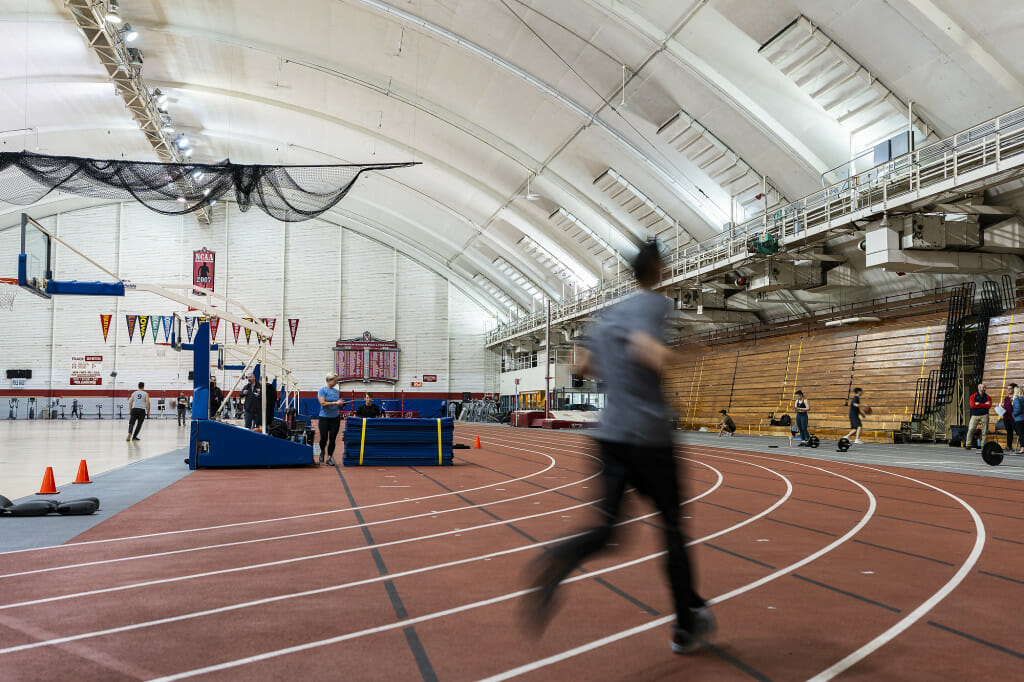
171, 312, 184, 350
18, 213, 51, 298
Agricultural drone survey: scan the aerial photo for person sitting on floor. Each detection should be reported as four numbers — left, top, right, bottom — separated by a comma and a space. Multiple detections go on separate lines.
717, 409, 736, 437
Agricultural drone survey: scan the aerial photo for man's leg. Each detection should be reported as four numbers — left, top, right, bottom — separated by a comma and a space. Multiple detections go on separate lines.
966, 415, 981, 447
127, 410, 137, 441
132, 410, 145, 439
526, 440, 628, 626
630, 446, 705, 629
979, 415, 989, 446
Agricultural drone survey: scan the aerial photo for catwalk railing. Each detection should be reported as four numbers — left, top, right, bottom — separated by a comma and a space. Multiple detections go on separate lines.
487, 104, 1024, 348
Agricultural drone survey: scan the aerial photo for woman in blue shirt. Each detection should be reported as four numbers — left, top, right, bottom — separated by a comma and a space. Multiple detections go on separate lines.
1012, 385, 1024, 454
317, 373, 345, 465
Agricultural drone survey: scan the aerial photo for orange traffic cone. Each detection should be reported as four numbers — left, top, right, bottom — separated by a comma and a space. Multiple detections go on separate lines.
474, 436, 481, 449
36, 466, 59, 495
73, 459, 92, 484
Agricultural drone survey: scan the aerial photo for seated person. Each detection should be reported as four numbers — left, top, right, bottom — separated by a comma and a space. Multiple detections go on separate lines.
355, 392, 384, 418
717, 409, 736, 437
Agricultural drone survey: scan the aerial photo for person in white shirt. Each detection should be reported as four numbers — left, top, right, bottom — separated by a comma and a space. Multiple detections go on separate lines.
127, 381, 150, 442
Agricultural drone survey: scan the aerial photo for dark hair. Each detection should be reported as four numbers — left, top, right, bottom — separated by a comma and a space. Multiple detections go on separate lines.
853, 387, 862, 394
138, 381, 144, 389
795, 390, 804, 396
719, 409, 728, 415
632, 241, 663, 287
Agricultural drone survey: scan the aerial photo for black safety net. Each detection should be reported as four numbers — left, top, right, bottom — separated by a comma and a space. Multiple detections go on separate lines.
0, 152, 419, 222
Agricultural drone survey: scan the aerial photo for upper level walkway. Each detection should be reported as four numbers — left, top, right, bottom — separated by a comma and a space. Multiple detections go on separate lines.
487, 105, 1024, 348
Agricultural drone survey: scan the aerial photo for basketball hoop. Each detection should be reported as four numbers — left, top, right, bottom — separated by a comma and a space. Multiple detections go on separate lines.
0, 278, 19, 311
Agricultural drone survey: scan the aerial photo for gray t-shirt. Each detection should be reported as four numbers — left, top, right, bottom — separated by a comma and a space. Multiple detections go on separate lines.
585, 289, 673, 446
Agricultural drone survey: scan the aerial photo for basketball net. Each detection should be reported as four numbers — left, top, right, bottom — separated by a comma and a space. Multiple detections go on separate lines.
0, 278, 18, 312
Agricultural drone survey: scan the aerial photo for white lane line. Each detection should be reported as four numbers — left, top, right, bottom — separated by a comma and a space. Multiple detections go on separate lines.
137, 456, 794, 681
0, 460, 740, 654
806, 463, 986, 681
0, 430, 679, 579
479, 453, 877, 682
0, 434, 564, 556
0, 439, 606, 580
0, 454, 719, 611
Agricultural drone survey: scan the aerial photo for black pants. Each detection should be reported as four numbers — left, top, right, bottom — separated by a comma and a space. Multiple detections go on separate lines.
545, 440, 704, 628
796, 412, 810, 442
319, 416, 341, 460
244, 410, 261, 429
177, 406, 187, 425
128, 408, 146, 439
1006, 416, 1016, 450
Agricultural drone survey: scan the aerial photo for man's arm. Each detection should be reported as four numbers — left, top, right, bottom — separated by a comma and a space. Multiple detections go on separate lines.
627, 330, 675, 374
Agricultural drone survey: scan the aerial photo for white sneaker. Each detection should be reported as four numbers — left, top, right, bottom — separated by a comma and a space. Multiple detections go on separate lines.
853, 440, 864, 444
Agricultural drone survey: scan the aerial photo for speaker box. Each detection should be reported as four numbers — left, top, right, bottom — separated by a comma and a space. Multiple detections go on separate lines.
5, 369, 32, 379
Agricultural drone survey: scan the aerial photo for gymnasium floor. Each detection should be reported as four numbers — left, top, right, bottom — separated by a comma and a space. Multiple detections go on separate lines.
1, 423, 1022, 680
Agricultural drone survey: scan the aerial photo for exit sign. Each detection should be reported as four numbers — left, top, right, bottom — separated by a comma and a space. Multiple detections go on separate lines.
422, 374, 437, 382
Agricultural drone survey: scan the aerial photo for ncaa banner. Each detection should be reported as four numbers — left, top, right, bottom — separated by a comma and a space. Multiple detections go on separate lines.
126, 314, 137, 342
288, 318, 299, 344
185, 316, 197, 342
193, 247, 215, 295
210, 317, 221, 342
100, 314, 112, 342
150, 315, 160, 342
265, 318, 277, 345
161, 315, 173, 342
231, 322, 241, 343
138, 315, 149, 342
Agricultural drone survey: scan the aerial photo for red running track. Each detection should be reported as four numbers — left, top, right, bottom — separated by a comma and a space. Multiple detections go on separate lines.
0, 424, 1022, 681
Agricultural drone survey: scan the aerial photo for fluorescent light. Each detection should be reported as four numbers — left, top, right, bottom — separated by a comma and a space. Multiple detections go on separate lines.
175, 134, 190, 149
122, 23, 138, 42
106, 0, 122, 24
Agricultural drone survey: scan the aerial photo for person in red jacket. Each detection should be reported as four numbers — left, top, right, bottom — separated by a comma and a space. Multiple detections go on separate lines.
966, 382, 992, 449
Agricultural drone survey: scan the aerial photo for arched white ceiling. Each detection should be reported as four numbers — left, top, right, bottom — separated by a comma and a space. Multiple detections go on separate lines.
1, 0, 1022, 319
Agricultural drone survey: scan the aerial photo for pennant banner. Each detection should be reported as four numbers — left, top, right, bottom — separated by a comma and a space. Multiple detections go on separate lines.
244, 318, 253, 344
161, 315, 173, 342
265, 318, 277, 345
231, 322, 241, 344
126, 314, 137, 343
138, 315, 149, 342
288, 318, 299, 345
150, 315, 160, 342
210, 317, 221, 342
185, 316, 197, 343
100, 314, 112, 342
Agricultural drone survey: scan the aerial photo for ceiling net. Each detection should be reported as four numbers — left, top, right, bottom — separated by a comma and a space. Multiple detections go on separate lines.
0, 152, 418, 222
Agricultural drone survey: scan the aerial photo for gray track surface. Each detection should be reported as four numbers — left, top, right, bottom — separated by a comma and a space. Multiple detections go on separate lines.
0, 448, 190, 552
677, 430, 1024, 481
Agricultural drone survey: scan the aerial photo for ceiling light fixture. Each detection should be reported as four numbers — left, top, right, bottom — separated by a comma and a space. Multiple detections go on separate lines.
105, 0, 122, 25
153, 88, 168, 107
174, 134, 190, 150
121, 23, 138, 42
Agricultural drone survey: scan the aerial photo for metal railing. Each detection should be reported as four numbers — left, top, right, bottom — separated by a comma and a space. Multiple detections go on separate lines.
487, 104, 1024, 348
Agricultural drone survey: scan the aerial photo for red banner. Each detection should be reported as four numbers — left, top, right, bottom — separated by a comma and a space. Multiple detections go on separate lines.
232, 322, 241, 343
100, 314, 112, 342
193, 247, 215, 294
265, 318, 277, 345
288, 318, 300, 344
209, 317, 221, 342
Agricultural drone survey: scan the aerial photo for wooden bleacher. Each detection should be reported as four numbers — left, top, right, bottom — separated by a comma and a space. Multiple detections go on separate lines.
666, 314, 947, 443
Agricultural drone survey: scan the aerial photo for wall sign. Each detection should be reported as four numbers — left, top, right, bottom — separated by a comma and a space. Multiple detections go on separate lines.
334, 331, 399, 383
70, 355, 103, 385
422, 374, 437, 382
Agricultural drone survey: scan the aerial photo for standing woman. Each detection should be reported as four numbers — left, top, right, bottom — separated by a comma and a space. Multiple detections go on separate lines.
317, 372, 345, 465
1012, 385, 1024, 454
1003, 383, 1018, 451
794, 390, 811, 445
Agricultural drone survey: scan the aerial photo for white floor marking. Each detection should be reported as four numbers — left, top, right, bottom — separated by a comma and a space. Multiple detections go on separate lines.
0, 434, 564, 555
0, 460, 733, 654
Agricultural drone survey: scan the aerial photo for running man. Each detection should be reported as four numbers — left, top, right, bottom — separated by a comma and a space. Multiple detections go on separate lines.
523, 241, 714, 654
126, 381, 150, 441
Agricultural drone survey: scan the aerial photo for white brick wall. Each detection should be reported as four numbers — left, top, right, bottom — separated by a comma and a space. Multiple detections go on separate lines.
0, 204, 497, 398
